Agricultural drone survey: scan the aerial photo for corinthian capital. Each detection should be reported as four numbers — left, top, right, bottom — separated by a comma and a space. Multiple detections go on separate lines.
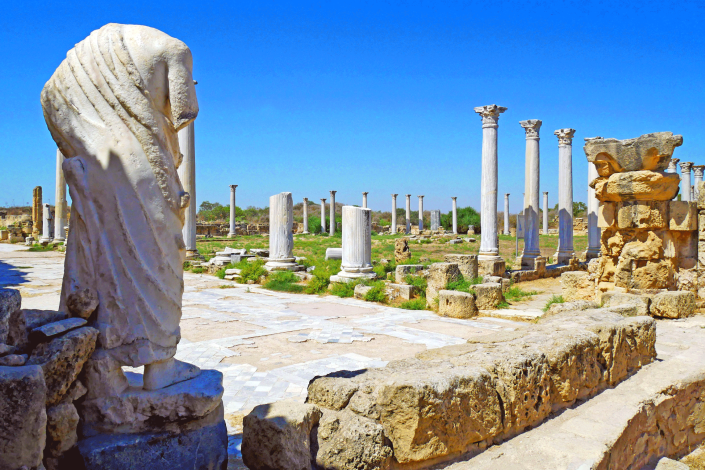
554, 128, 576, 145
680, 161, 693, 173
693, 165, 705, 178
474, 104, 507, 128
520, 119, 542, 139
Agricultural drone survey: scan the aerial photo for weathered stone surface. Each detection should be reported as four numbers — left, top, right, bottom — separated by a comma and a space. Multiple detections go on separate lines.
73, 418, 228, 470
584, 132, 683, 176
45, 401, 79, 458
426, 263, 460, 304
477, 258, 506, 277
620, 231, 663, 260
444, 254, 479, 280
474, 282, 504, 310
385, 283, 414, 301
562, 271, 594, 301
394, 237, 411, 263
353, 284, 373, 300
0, 288, 21, 344
650, 291, 695, 319
591, 171, 681, 202
655, 458, 690, 470
597, 202, 616, 228
243, 400, 321, 470
10, 309, 69, 351
0, 354, 27, 366
27, 326, 98, 405
0, 365, 47, 470
80, 369, 224, 436
601, 292, 651, 316
395, 264, 424, 284
438, 290, 478, 318
544, 300, 599, 317
65, 287, 99, 319
30, 317, 87, 342
81, 348, 129, 400
669, 201, 697, 231
630, 259, 673, 289
616, 201, 668, 229
307, 374, 359, 411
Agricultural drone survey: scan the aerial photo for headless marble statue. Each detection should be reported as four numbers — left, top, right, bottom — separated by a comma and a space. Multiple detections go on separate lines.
41, 24, 199, 390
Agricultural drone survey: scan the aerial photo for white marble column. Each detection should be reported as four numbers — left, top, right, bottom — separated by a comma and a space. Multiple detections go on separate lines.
418, 195, 424, 230
542, 192, 548, 235
405, 194, 411, 234
302, 198, 310, 234
332, 206, 376, 282
554, 128, 576, 264
228, 185, 238, 238
518, 119, 542, 269
265, 192, 297, 271
667, 158, 680, 174
693, 165, 704, 200
586, 162, 601, 259
40, 203, 52, 243
391, 194, 398, 234
503, 194, 510, 235
362, 192, 368, 208
54, 149, 67, 243
329, 190, 337, 235
320, 198, 327, 234
451, 197, 458, 234
178, 123, 198, 256
680, 162, 693, 202
474, 104, 507, 260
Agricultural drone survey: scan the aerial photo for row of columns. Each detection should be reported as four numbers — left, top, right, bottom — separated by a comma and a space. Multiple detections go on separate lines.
672, 161, 705, 202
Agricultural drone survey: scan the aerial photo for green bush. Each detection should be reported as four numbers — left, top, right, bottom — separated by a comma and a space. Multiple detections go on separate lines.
400, 298, 427, 310
239, 260, 267, 284
191, 267, 204, 274
264, 271, 304, 293
330, 281, 355, 298
404, 274, 427, 297
445, 275, 483, 294
215, 268, 226, 279
440, 206, 481, 232
306, 275, 330, 294
543, 294, 565, 312
363, 282, 387, 303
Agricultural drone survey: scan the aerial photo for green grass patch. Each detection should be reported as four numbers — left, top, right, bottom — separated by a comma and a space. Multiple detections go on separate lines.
404, 274, 427, 297
219, 284, 236, 289
363, 281, 388, 303
28, 243, 56, 252
543, 294, 565, 312
239, 260, 267, 284
191, 267, 204, 274
504, 286, 539, 302
399, 298, 427, 310
264, 271, 304, 293
445, 275, 483, 294
330, 281, 355, 298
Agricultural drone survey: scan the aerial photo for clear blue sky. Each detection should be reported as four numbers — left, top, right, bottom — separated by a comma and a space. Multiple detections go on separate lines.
2, 0, 703, 215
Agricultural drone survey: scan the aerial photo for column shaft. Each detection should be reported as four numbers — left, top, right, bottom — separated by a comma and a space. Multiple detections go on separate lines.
418, 196, 424, 230
391, 194, 398, 234
586, 163, 601, 258
40, 203, 52, 242
503, 194, 510, 235
680, 162, 693, 202
265, 192, 296, 270
320, 199, 326, 233
329, 191, 336, 235
54, 149, 67, 243
178, 123, 199, 252
302, 198, 309, 234
362, 192, 368, 208
405, 195, 411, 234
452, 197, 458, 234
228, 185, 238, 238
519, 119, 542, 268
333, 206, 375, 281
542, 192, 548, 235
555, 128, 576, 264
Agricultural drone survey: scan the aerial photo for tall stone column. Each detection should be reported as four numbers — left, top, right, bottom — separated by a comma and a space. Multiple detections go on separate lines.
451, 197, 458, 234
474, 104, 507, 267
178, 123, 199, 257
418, 195, 425, 230
329, 190, 337, 235
391, 194, 398, 234
586, 162, 601, 259
302, 198, 310, 234
331, 206, 376, 282
667, 158, 680, 173
362, 192, 368, 208
54, 149, 67, 243
405, 194, 411, 234
265, 192, 297, 271
542, 192, 548, 235
40, 203, 52, 243
693, 165, 704, 200
554, 128, 576, 264
503, 194, 510, 235
680, 162, 693, 202
228, 185, 238, 238
320, 198, 327, 233
32, 186, 42, 238
518, 119, 542, 269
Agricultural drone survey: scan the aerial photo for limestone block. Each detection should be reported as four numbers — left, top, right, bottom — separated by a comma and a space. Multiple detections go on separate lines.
45, 401, 79, 458
584, 132, 683, 176
314, 408, 393, 470
631, 260, 673, 290
0, 288, 21, 344
325, 247, 342, 260
308, 374, 360, 411
616, 201, 668, 229
591, 171, 680, 202
385, 283, 414, 301
668, 201, 697, 231
80, 369, 224, 436
474, 283, 504, 310
395, 264, 425, 284
394, 238, 412, 263
0, 354, 27, 366
597, 202, 616, 228
0, 365, 47, 470
30, 317, 87, 342
699, 213, 705, 241
698, 181, 705, 210
438, 290, 478, 318
74, 417, 228, 470
620, 231, 663, 260
354, 284, 373, 300
243, 400, 321, 470
562, 271, 594, 301
655, 458, 690, 470
9, 309, 69, 351
426, 263, 461, 304
444, 254, 479, 280
65, 287, 99, 319
649, 291, 695, 319
477, 258, 506, 277
27, 326, 99, 405
544, 300, 599, 317
601, 292, 651, 316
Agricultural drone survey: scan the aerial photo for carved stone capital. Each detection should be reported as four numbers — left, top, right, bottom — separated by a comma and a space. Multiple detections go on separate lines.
362, 192, 368, 196
680, 161, 694, 173
667, 158, 680, 172
693, 165, 705, 178
229, 184, 238, 191
554, 128, 576, 145
418, 195, 425, 199
451, 197, 457, 201
474, 104, 507, 128
330, 190, 337, 196
520, 119, 542, 139
392, 193, 398, 198
303, 197, 308, 203
321, 198, 326, 203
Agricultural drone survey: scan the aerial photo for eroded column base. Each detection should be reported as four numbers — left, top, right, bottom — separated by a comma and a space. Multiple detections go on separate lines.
554, 251, 576, 266
264, 259, 304, 272
477, 257, 506, 277
331, 270, 377, 283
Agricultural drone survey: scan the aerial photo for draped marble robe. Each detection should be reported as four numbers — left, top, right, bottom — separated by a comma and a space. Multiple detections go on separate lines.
41, 24, 198, 367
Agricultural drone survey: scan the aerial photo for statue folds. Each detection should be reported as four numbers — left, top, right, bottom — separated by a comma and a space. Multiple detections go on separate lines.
41, 24, 199, 389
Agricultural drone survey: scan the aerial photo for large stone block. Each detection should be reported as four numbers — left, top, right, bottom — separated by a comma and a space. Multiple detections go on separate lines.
477, 258, 506, 277
649, 291, 695, 319
27, 326, 98, 405
426, 263, 461, 304
9, 309, 68, 352
385, 283, 414, 301
0, 288, 21, 344
600, 291, 651, 316
444, 254, 479, 280
616, 201, 668, 229
591, 171, 681, 202
474, 282, 504, 310
438, 290, 478, 318
620, 231, 663, 260
698, 181, 705, 210
562, 271, 594, 301
668, 201, 697, 231
597, 202, 616, 228
0, 365, 47, 470
243, 400, 321, 470
395, 264, 424, 284
584, 132, 683, 176
45, 401, 79, 458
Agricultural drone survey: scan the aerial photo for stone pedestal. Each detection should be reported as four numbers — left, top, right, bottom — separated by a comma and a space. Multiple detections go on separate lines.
680, 162, 693, 202
430, 210, 441, 231
418, 195, 424, 230
40, 203, 53, 244
474, 104, 507, 262
302, 198, 310, 234
554, 128, 576, 264
503, 194, 510, 235
362, 192, 368, 208
451, 197, 458, 234
54, 149, 67, 243
320, 198, 327, 234
329, 190, 337, 235
405, 194, 411, 234
331, 206, 376, 282
586, 162, 601, 259
178, 123, 200, 258
228, 184, 238, 238
517, 119, 542, 269
265, 192, 298, 271
391, 194, 398, 234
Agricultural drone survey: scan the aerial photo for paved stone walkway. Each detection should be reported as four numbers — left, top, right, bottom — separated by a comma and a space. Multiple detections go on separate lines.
0, 243, 529, 463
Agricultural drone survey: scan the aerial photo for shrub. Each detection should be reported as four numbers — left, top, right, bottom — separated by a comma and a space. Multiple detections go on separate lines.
400, 298, 427, 310
404, 275, 427, 297
543, 294, 565, 312
306, 275, 330, 294
191, 267, 204, 274
239, 260, 267, 284
364, 282, 387, 303
330, 281, 355, 298
445, 275, 483, 294
264, 271, 304, 293
440, 206, 481, 232
215, 268, 226, 279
